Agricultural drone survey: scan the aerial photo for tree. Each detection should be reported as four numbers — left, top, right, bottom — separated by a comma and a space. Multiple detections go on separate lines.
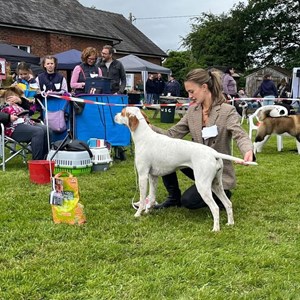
244, 0, 300, 68
163, 50, 198, 96
180, 0, 300, 70
182, 2, 248, 71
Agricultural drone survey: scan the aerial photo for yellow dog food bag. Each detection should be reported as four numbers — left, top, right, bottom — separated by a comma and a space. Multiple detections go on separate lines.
50, 172, 86, 225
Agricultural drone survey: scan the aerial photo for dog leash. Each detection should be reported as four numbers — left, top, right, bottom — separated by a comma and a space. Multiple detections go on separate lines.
131, 163, 139, 210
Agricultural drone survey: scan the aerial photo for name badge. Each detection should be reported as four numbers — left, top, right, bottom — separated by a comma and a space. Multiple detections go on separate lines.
54, 83, 61, 90
202, 125, 218, 140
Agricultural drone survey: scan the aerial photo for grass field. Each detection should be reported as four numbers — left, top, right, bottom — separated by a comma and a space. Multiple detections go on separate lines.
1, 111, 300, 300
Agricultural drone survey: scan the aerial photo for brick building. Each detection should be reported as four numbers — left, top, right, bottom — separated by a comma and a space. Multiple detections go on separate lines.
0, 0, 167, 65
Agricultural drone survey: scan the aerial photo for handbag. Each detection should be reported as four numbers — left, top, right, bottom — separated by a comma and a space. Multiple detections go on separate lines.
45, 102, 68, 132
50, 172, 86, 225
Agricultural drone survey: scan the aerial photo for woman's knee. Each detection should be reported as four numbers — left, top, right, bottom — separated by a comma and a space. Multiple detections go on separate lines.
181, 184, 207, 209
181, 185, 232, 209
32, 126, 46, 138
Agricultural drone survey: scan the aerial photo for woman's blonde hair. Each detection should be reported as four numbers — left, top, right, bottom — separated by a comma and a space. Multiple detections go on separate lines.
185, 68, 226, 105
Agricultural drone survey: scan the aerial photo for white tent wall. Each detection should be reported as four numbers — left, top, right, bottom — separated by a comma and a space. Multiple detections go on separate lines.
142, 71, 148, 100
291, 67, 300, 110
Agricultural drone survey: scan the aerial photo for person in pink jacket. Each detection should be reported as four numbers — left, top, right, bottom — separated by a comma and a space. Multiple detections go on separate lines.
70, 47, 102, 95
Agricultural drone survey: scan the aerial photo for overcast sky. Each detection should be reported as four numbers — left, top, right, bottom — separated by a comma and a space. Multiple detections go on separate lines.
79, 0, 247, 52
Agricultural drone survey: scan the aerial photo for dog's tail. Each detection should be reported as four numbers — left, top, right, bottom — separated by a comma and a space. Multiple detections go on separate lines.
258, 109, 273, 121
215, 153, 257, 166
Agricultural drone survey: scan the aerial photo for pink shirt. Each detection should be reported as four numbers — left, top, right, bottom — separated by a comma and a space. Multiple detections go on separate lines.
70, 65, 103, 89
1, 104, 34, 137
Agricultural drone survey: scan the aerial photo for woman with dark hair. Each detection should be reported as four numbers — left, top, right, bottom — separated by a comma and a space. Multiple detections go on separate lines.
222, 67, 237, 98
222, 66, 242, 114
277, 78, 292, 113
70, 47, 102, 94
151, 68, 254, 210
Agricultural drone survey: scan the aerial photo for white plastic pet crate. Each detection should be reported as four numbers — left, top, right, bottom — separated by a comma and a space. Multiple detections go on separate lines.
47, 150, 93, 175
90, 147, 112, 171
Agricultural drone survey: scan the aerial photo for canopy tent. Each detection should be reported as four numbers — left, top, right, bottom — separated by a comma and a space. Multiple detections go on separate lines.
118, 54, 171, 74
53, 49, 82, 70
0, 43, 40, 65
118, 54, 171, 97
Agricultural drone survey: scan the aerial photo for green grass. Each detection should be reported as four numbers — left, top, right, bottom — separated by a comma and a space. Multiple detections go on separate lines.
1, 111, 300, 299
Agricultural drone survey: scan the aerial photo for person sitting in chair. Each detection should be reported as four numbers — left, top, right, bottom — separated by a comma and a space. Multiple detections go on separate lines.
0, 85, 52, 160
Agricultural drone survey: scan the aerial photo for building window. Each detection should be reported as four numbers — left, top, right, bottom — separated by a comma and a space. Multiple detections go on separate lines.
13, 45, 31, 53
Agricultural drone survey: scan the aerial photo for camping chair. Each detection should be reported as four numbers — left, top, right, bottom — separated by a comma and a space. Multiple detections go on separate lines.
248, 105, 300, 154
0, 123, 32, 171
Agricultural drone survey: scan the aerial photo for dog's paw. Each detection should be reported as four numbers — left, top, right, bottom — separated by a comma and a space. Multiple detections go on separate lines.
134, 211, 142, 217
226, 221, 234, 226
211, 225, 220, 232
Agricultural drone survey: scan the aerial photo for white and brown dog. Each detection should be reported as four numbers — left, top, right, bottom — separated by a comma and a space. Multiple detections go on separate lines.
115, 107, 255, 231
254, 108, 300, 153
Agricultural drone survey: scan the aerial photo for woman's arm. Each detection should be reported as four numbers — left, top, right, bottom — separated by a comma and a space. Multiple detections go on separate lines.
98, 67, 102, 77
226, 106, 254, 161
70, 65, 84, 89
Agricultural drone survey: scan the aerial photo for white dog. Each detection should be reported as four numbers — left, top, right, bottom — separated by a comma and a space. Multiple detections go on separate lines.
115, 107, 255, 231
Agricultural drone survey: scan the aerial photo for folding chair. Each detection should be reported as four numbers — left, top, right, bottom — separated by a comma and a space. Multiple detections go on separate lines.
0, 123, 31, 171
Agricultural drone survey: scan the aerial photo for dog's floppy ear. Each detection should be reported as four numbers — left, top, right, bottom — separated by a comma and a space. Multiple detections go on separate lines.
141, 110, 150, 124
128, 113, 139, 131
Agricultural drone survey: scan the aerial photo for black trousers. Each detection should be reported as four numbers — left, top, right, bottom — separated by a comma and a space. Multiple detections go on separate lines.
12, 123, 52, 160
163, 168, 232, 209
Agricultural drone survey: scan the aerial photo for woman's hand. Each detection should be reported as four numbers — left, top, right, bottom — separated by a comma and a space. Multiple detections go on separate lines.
235, 150, 254, 165
243, 150, 254, 163
236, 150, 255, 165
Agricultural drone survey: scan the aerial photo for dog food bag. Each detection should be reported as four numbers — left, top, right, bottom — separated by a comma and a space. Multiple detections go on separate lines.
50, 172, 86, 225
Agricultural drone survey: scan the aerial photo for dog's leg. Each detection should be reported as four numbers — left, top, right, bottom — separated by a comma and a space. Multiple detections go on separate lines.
254, 135, 270, 153
194, 179, 220, 231
135, 174, 148, 217
296, 135, 300, 155
212, 171, 234, 226
145, 174, 158, 213
241, 107, 247, 124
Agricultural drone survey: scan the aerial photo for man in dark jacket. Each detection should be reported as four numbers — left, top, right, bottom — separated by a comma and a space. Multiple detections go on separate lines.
97, 45, 127, 160
97, 45, 126, 94
153, 73, 165, 104
253, 74, 278, 106
164, 75, 180, 97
